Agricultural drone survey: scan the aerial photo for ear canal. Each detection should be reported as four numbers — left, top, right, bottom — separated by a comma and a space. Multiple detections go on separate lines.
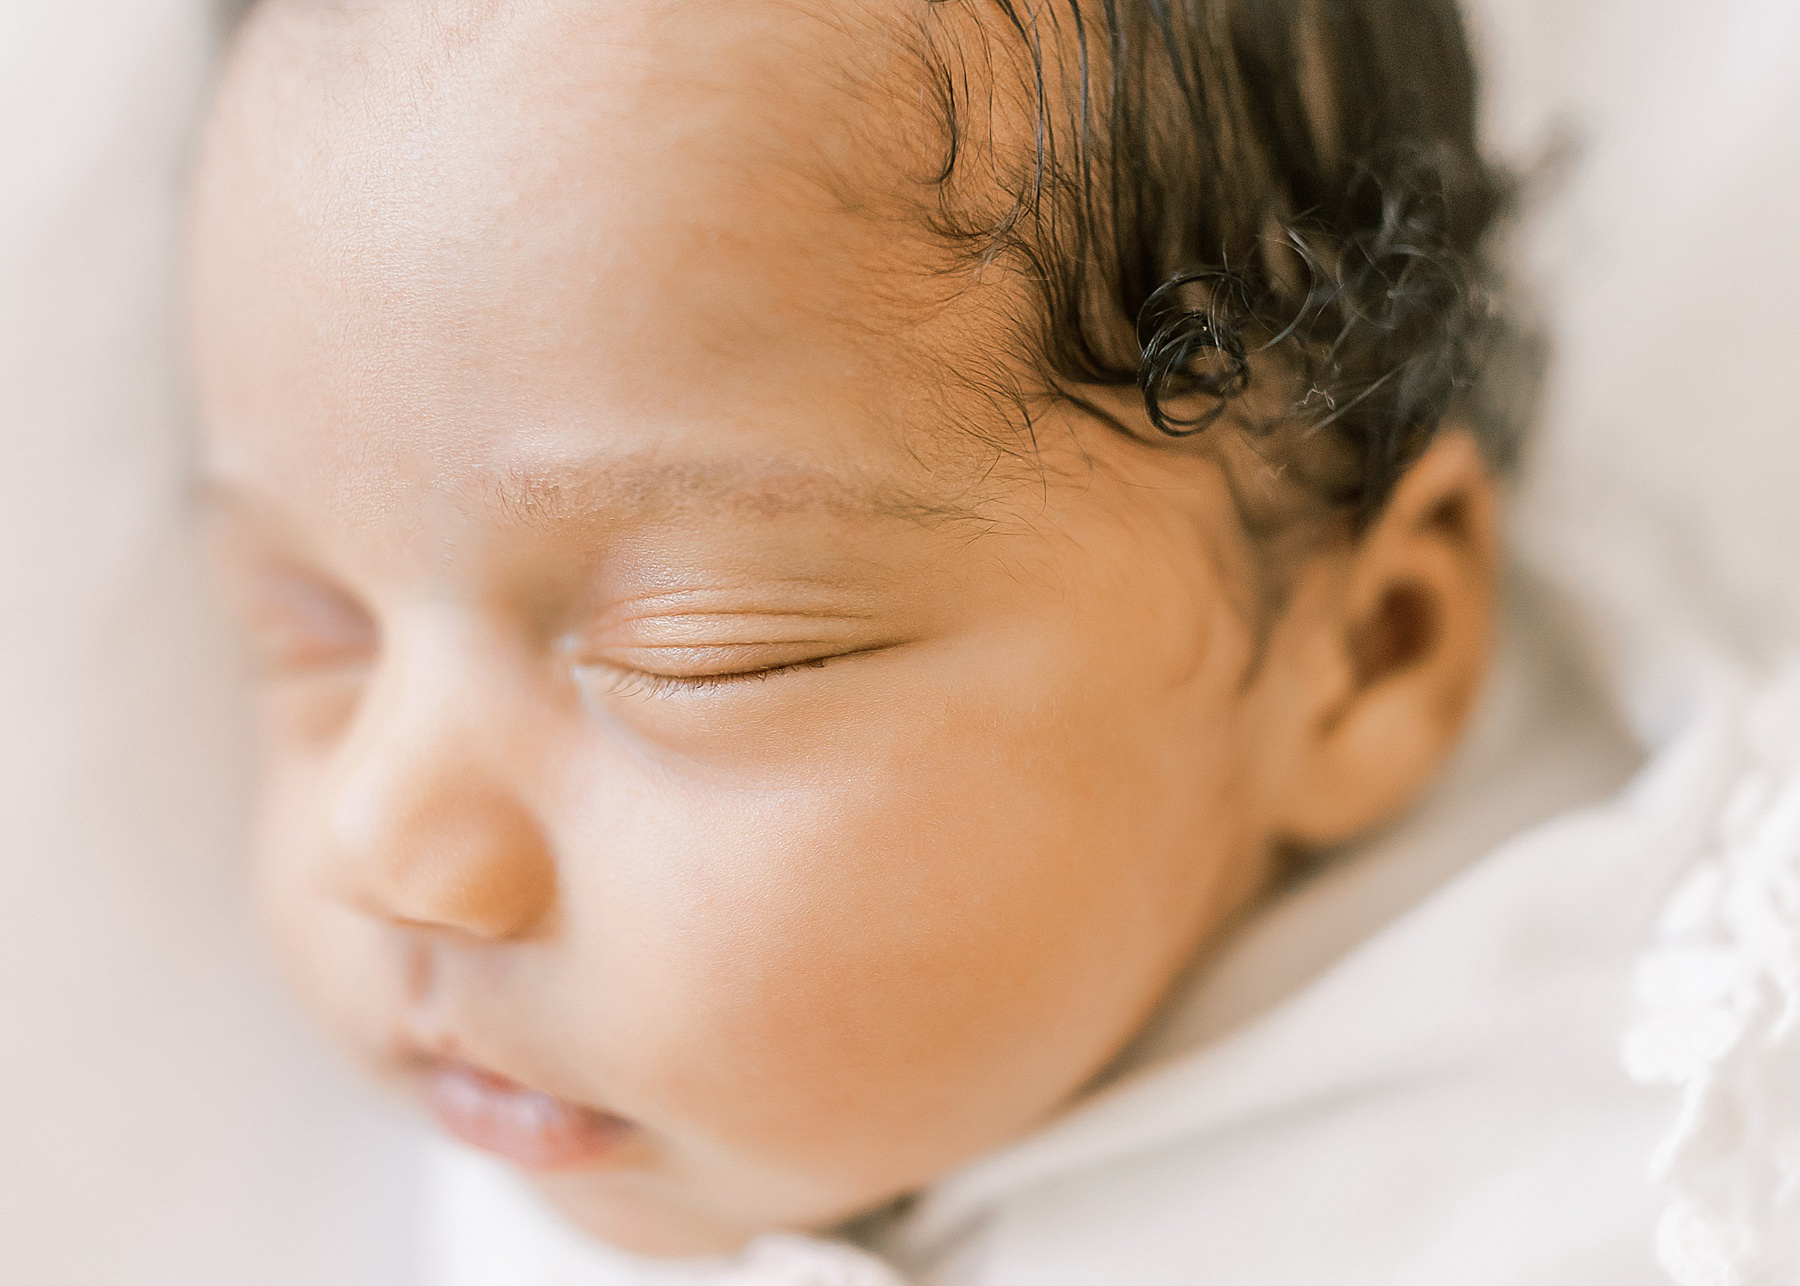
1347, 580, 1438, 688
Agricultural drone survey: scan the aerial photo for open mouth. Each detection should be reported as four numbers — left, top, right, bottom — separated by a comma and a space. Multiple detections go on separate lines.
422, 1056, 639, 1171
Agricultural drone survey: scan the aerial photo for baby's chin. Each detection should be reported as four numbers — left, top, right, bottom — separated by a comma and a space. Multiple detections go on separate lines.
383, 1042, 864, 1255
500, 1106, 909, 1260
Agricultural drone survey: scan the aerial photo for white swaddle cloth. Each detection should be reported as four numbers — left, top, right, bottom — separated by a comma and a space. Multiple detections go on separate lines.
1496, 0, 1800, 1275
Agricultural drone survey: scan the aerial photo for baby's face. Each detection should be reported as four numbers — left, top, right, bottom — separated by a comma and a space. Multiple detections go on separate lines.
189, 0, 1405, 1255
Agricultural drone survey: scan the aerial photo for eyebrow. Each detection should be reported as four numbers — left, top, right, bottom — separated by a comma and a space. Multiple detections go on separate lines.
197, 453, 974, 532
481, 456, 968, 530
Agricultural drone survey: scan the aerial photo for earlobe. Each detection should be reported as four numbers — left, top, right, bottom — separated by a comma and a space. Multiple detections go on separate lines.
1269, 430, 1498, 848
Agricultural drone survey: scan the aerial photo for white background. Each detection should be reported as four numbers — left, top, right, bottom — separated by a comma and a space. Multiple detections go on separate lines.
0, 4, 417, 1282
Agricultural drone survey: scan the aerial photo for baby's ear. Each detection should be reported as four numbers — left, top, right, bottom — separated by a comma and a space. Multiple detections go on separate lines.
1259, 430, 1498, 848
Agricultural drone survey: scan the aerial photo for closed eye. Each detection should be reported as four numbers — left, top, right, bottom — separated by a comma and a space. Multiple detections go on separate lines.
583, 654, 837, 700
563, 627, 920, 703
236, 566, 378, 677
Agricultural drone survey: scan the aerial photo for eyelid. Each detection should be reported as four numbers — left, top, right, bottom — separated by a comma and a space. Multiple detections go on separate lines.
567, 603, 884, 668
233, 564, 378, 673
590, 604, 878, 639
584, 654, 838, 700
565, 627, 912, 704
567, 640, 853, 681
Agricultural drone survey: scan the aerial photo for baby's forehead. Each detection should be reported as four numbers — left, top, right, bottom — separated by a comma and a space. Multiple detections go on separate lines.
192, 0, 1062, 537
200, 0, 994, 363
226, 0, 942, 199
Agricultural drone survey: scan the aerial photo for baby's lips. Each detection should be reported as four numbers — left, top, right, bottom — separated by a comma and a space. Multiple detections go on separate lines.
425, 1056, 638, 1170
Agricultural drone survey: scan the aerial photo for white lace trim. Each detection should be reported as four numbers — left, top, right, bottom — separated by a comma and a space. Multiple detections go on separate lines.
1625, 664, 1800, 1286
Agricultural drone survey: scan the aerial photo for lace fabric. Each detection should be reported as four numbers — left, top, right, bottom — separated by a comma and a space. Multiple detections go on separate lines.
1626, 664, 1800, 1286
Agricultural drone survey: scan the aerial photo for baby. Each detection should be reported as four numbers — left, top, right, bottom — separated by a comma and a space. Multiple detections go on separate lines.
186, 0, 1572, 1276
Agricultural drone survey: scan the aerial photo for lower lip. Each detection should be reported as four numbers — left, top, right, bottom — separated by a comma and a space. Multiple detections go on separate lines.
424, 1059, 638, 1171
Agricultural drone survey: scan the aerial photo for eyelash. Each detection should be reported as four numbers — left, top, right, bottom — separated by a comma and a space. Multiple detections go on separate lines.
580, 655, 833, 699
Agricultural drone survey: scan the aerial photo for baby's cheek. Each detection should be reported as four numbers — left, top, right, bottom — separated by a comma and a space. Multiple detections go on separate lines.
249, 760, 405, 1076
576, 673, 1210, 1187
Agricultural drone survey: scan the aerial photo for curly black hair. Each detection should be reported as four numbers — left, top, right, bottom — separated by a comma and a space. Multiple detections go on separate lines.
910, 0, 1522, 525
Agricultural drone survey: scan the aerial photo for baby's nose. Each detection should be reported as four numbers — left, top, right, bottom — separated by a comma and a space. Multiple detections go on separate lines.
320, 710, 557, 942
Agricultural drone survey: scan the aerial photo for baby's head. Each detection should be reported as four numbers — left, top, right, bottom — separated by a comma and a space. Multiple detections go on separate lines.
190, 0, 1506, 1256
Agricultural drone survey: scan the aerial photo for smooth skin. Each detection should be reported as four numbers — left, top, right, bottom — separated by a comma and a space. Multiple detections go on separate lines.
188, 0, 1497, 1256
